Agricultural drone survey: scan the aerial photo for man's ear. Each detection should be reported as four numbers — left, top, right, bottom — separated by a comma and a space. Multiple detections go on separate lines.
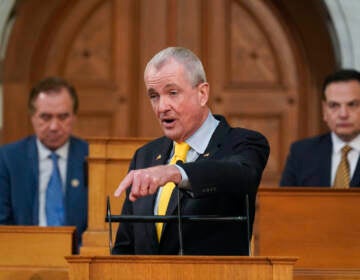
198, 82, 209, 106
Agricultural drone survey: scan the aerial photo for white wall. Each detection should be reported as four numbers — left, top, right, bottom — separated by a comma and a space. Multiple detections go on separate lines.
325, 0, 360, 69
0, 0, 15, 130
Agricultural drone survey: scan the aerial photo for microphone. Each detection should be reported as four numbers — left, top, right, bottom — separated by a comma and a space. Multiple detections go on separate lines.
175, 160, 185, 255
105, 166, 250, 256
177, 185, 184, 255
106, 196, 113, 254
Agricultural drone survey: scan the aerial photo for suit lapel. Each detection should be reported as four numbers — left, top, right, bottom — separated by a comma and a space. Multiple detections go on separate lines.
351, 155, 360, 187
27, 136, 39, 224
197, 115, 230, 162
65, 137, 88, 225
318, 135, 332, 186
65, 138, 76, 224
153, 138, 173, 166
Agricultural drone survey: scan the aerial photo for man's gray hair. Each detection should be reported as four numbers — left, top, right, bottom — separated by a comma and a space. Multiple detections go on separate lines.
144, 47, 207, 87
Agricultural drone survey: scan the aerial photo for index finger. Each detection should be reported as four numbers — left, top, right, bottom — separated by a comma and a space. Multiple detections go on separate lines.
114, 172, 134, 197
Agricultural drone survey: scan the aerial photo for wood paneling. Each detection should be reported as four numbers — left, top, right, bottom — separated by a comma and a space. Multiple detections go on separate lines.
2, 0, 337, 186
81, 138, 149, 255
0, 226, 75, 280
205, 0, 300, 186
66, 255, 297, 280
84, 139, 359, 280
254, 188, 360, 280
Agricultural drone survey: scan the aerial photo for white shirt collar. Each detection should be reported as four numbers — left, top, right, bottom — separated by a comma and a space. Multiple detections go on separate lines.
185, 112, 219, 154
36, 138, 70, 160
331, 132, 360, 154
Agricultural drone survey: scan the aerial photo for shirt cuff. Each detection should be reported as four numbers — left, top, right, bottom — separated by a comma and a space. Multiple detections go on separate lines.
174, 164, 191, 189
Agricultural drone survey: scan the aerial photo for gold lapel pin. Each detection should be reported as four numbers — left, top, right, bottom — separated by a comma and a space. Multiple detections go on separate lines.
156, 154, 162, 160
71, 179, 80, 188
203, 152, 210, 157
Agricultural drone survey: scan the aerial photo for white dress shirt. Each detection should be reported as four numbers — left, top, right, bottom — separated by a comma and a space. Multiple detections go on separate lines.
37, 139, 69, 226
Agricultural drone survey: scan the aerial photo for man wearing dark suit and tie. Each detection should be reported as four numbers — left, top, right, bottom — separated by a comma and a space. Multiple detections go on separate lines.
112, 47, 270, 255
0, 77, 88, 247
280, 69, 360, 188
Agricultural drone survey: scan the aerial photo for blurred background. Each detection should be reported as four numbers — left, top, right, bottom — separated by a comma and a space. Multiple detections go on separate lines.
0, 0, 359, 187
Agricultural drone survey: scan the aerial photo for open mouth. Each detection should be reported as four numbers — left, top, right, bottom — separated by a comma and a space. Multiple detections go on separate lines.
161, 118, 176, 127
162, 117, 175, 123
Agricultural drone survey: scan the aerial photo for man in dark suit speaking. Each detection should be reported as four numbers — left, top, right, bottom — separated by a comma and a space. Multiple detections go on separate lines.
0, 77, 88, 246
112, 47, 269, 255
280, 69, 360, 187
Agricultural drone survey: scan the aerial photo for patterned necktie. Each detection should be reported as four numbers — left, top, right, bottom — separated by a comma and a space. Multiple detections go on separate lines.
156, 142, 190, 241
333, 145, 352, 189
46, 152, 65, 225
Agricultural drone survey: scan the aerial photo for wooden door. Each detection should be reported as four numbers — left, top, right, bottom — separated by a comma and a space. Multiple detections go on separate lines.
2, 0, 336, 186
205, 0, 300, 185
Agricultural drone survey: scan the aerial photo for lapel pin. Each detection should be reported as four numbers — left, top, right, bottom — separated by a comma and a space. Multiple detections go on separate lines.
71, 179, 80, 188
156, 154, 162, 160
203, 153, 210, 157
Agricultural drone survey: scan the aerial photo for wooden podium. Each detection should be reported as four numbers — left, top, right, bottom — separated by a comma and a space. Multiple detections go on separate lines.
81, 138, 149, 255
78, 138, 297, 279
254, 188, 360, 279
0, 226, 76, 280
82, 138, 360, 279
66, 255, 297, 280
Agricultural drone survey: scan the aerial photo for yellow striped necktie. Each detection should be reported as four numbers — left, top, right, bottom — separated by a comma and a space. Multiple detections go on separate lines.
156, 142, 190, 241
333, 145, 352, 188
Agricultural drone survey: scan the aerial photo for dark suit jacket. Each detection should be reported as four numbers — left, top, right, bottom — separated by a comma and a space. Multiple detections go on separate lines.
0, 135, 89, 245
112, 115, 269, 255
280, 133, 360, 187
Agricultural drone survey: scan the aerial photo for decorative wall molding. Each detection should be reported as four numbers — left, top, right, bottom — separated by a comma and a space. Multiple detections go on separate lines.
1, 0, 360, 134
0, 0, 15, 130
325, 0, 360, 69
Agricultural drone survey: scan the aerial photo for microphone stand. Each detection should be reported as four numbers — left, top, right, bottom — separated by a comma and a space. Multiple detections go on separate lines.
106, 196, 113, 254
245, 194, 251, 256
177, 187, 184, 255
105, 196, 250, 255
